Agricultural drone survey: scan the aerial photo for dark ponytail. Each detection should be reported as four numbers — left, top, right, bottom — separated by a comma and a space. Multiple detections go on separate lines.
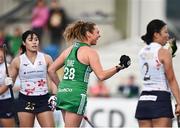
141, 33, 152, 45
142, 19, 166, 45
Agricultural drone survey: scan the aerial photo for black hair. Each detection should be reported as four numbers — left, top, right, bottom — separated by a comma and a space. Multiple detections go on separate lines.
22, 30, 38, 42
0, 46, 3, 52
20, 44, 26, 54
21, 30, 38, 54
141, 19, 166, 45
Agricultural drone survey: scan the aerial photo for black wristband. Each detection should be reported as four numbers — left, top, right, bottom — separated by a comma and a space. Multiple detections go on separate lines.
115, 65, 121, 72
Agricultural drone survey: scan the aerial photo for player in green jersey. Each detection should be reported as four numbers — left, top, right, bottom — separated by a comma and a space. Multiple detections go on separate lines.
48, 20, 131, 127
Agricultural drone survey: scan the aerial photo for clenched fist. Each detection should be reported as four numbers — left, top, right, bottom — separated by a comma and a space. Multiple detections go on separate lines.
119, 55, 131, 68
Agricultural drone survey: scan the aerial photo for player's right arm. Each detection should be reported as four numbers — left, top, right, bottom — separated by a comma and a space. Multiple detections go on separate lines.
0, 64, 14, 94
48, 46, 73, 85
0, 76, 13, 94
9, 57, 19, 83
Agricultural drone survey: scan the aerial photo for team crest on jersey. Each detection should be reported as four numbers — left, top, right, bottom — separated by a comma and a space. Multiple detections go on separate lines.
38, 61, 42, 65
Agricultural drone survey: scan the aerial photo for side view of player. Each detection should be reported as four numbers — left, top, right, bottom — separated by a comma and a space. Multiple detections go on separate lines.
135, 19, 180, 127
48, 20, 131, 127
0, 46, 15, 127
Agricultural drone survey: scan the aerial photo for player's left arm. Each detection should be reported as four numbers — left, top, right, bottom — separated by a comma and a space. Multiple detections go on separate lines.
88, 48, 130, 80
44, 54, 57, 95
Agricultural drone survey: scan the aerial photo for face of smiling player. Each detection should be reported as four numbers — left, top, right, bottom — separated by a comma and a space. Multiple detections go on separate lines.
87, 25, 101, 46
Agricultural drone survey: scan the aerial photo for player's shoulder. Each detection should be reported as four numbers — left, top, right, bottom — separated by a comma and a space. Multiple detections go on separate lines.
81, 47, 98, 59
159, 47, 171, 56
43, 53, 53, 64
86, 48, 99, 59
12, 56, 20, 62
159, 47, 172, 61
81, 45, 96, 53
11, 56, 20, 67
62, 45, 73, 56
43, 52, 52, 60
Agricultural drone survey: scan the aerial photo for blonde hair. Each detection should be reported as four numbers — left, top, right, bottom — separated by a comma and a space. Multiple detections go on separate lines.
63, 20, 96, 44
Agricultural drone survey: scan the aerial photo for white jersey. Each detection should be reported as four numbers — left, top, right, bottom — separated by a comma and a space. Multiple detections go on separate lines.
139, 42, 170, 92
0, 63, 11, 100
19, 52, 49, 96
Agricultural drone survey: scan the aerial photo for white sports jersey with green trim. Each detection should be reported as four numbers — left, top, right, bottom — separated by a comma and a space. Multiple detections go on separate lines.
139, 42, 170, 92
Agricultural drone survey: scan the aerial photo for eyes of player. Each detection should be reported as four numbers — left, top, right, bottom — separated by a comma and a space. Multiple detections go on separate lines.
34, 37, 39, 42
27, 37, 39, 42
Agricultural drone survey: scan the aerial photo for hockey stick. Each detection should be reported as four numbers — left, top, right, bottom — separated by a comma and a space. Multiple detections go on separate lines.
3, 44, 19, 126
3, 44, 14, 99
83, 116, 95, 128
177, 115, 180, 127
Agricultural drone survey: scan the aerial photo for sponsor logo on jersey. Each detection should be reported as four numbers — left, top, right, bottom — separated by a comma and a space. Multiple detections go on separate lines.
23, 63, 29, 66
58, 88, 72, 93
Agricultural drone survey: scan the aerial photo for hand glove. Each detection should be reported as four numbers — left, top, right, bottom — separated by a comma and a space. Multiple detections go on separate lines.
119, 55, 131, 68
164, 38, 177, 57
48, 95, 57, 111
4, 77, 13, 86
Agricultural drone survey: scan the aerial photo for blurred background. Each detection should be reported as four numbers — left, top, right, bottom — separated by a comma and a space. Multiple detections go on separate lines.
0, 0, 179, 127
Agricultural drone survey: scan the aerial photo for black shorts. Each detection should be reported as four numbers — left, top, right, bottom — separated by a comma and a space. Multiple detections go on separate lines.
16, 93, 52, 114
135, 91, 174, 120
0, 98, 15, 118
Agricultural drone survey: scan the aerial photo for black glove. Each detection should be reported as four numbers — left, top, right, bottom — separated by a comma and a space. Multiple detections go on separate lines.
119, 55, 131, 68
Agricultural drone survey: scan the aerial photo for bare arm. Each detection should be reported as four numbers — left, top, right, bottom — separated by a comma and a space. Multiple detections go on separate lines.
48, 48, 70, 85
159, 48, 180, 105
88, 49, 123, 80
0, 66, 11, 94
9, 57, 19, 83
45, 54, 58, 94
0, 86, 9, 94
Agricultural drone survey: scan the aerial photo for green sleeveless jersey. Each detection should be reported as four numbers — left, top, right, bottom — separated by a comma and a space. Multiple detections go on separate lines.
56, 42, 92, 115
59, 42, 92, 92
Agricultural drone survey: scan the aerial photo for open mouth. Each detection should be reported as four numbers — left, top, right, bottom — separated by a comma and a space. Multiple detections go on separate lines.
32, 46, 38, 48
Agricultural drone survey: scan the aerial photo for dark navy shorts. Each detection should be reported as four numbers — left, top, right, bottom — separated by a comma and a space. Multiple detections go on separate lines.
16, 93, 52, 113
135, 91, 174, 120
0, 98, 15, 118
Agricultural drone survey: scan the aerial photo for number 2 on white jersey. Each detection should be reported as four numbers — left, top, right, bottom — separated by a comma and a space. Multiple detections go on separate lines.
143, 62, 151, 81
